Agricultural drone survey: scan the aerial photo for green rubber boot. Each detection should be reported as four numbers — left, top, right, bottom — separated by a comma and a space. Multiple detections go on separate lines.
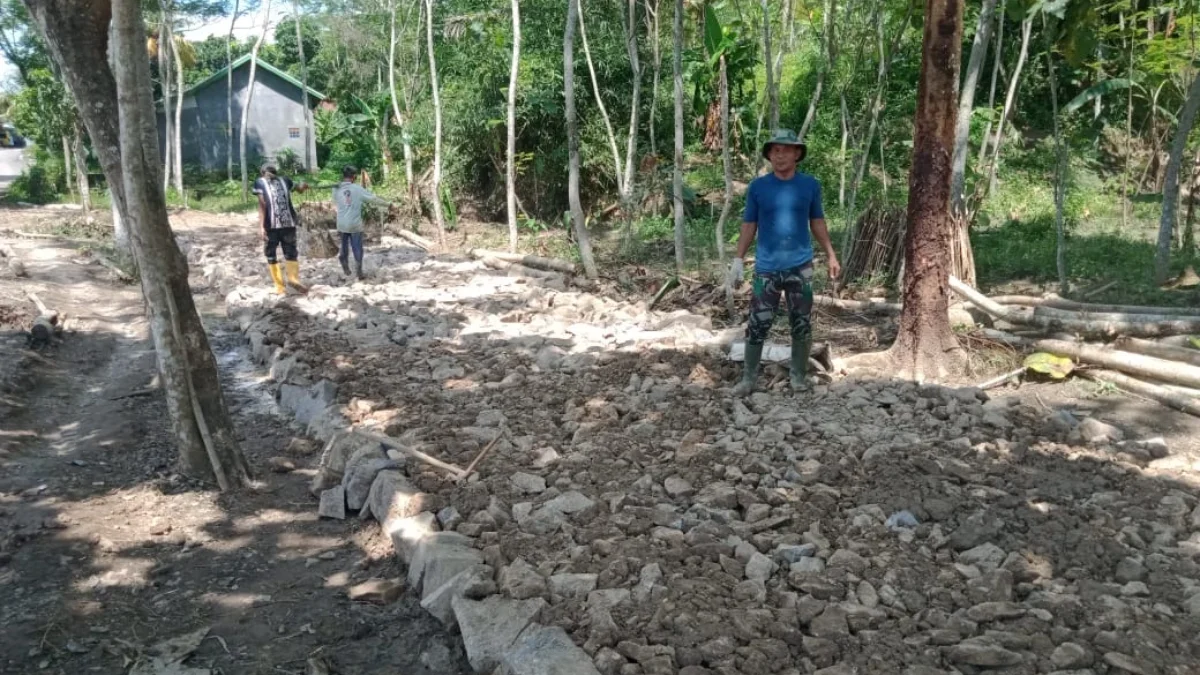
733, 343, 763, 397
790, 336, 812, 392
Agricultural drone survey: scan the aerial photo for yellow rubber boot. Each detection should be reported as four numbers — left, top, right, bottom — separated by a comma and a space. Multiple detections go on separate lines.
267, 262, 286, 295
284, 260, 309, 294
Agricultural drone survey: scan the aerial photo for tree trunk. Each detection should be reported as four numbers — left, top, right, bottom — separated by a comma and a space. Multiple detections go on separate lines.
73, 121, 90, 211
158, 19, 172, 194
227, 0, 238, 182
982, 17, 1032, 201
717, 55, 735, 317
425, 0, 446, 244
387, 0, 415, 188
169, 19, 184, 196
506, 0, 520, 252
24, 0, 251, 488
838, 92, 849, 206
949, 0, 996, 215
976, 0, 1004, 165
61, 134, 73, 197
292, 0, 312, 173
672, 0, 685, 271
578, 0, 625, 194
1154, 66, 1200, 284
1184, 143, 1200, 258
564, 0, 598, 278
761, 0, 778, 130
798, 0, 836, 142
622, 0, 641, 208
1046, 39, 1068, 295
649, 0, 660, 159
1122, 11, 1133, 228
884, 0, 965, 381
240, 0, 271, 201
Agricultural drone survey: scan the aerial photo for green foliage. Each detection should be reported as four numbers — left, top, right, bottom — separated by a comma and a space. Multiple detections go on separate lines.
5, 148, 67, 204
9, 68, 76, 148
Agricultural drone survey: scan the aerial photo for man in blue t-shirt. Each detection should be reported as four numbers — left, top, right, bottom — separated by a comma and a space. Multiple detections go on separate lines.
729, 129, 841, 395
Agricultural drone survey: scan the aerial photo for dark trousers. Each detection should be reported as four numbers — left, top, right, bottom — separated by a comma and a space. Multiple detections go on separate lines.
264, 227, 298, 264
339, 232, 364, 265
746, 264, 814, 346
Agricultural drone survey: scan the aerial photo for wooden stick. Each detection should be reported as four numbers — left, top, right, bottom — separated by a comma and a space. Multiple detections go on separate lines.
1081, 279, 1118, 298
93, 252, 133, 281
976, 366, 1026, 390
358, 431, 464, 476
479, 256, 564, 280
1080, 369, 1200, 418
648, 276, 680, 310
455, 432, 504, 482
814, 295, 901, 313
1114, 337, 1200, 368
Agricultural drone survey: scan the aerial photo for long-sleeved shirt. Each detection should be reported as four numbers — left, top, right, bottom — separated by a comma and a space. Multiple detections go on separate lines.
333, 181, 388, 234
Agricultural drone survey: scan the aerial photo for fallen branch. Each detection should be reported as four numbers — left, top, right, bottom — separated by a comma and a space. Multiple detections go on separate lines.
648, 276, 680, 310
1036, 296, 1200, 316
396, 229, 435, 251
1079, 369, 1200, 417
93, 252, 133, 281
468, 248, 577, 275
950, 276, 1200, 338
980, 330, 1200, 390
814, 295, 901, 314
1081, 279, 1118, 298
358, 431, 464, 477
1032, 304, 1200, 326
478, 256, 564, 281
1113, 337, 1200, 368
976, 366, 1026, 391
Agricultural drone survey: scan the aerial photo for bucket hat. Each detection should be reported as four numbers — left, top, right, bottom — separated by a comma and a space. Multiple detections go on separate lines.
762, 128, 807, 161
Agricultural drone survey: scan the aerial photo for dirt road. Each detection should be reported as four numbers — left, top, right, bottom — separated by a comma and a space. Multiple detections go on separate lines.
0, 221, 468, 674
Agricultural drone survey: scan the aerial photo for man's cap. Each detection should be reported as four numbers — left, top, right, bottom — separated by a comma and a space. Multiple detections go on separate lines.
762, 128, 807, 161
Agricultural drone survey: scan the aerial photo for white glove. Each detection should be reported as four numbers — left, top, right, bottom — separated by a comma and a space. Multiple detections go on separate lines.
728, 257, 745, 287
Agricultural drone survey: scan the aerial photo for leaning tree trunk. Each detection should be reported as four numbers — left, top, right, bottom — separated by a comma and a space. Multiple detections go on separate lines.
72, 121, 91, 211
672, 0, 685, 271
981, 17, 1032, 202
61, 134, 74, 197
23, 0, 251, 488
1154, 66, 1200, 284
425, 0, 447, 245
505, 0, 520, 252
564, 0, 598, 278
977, 0, 1004, 165
798, 0, 836, 142
949, 0, 997, 215
884, 0, 965, 381
578, 0, 626, 195
240, 0, 271, 201
226, 0, 238, 181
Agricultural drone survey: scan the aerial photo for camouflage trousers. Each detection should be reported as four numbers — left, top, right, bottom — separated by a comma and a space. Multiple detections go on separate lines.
746, 264, 814, 346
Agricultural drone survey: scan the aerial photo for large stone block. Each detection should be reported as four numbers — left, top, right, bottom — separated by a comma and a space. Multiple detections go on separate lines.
368, 470, 439, 526
386, 511, 439, 563
452, 596, 546, 674
497, 623, 602, 675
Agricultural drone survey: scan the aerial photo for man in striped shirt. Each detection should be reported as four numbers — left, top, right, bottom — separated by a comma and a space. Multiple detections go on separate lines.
253, 163, 311, 294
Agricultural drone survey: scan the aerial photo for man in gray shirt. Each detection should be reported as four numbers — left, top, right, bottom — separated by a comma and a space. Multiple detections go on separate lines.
334, 165, 390, 280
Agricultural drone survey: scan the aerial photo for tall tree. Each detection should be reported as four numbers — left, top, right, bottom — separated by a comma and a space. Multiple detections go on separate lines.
979, 16, 1032, 203
648, 0, 660, 158
1155, 64, 1200, 283
424, 0, 446, 245
387, 0, 416, 188
761, 0, 778, 130
672, 0, 685, 271
578, 0, 625, 195
874, 0, 965, 381
292, 0, 311, 172
798, 0, 836, 142
72, 120, 90, 211
168, 14, 185, 195
22, 0, 251, 488
949, 0, 997, 214
158, 17, 173, 193
226, 0, 238, 181
976, 0, 1005, 166
1046, 27, 1068, 295
505, 0, 520, 252
621, 0, 641, 212
240, 0, 271, 201
564, 0, 598, 277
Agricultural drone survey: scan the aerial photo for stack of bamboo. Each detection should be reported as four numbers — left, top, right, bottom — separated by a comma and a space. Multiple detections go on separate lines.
950, 276, 1200, 417
842, 203, 907, 286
